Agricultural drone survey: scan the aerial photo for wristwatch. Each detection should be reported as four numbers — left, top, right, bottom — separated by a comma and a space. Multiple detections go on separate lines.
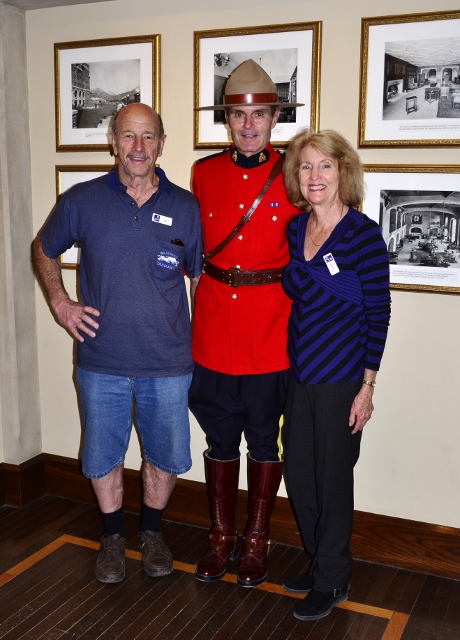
362, 379, 376, 388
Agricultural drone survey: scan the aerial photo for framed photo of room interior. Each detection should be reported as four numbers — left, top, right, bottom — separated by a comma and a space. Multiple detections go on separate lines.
363, 164, 460, 295
359, 10, 460, 147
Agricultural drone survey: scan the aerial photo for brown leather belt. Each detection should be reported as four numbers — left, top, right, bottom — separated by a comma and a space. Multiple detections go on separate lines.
203, 260, 285, 287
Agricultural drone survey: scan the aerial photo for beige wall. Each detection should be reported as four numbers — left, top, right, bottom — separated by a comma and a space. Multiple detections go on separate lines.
26, 0, 460, 526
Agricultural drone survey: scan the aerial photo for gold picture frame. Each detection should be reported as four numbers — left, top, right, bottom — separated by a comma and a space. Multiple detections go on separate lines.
55, 34, 160, 152
194, 22, 321, 150
359, 10, 460, 147
56, 164, 116, 268
363, 164, 460, 294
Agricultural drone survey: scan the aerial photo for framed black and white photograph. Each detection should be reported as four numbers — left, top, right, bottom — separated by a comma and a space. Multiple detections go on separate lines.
194, 22, 321, 149
359, 10, 460, 147
363, 165, 460, 294
55, 35, 160, 152
56, 165, 115, 267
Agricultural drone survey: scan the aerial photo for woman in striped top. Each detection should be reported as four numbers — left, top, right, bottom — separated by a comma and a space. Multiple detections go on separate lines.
280, 130, 391, 622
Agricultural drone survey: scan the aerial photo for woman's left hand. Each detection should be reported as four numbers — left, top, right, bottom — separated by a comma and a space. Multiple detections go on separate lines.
349, 385, 374, 434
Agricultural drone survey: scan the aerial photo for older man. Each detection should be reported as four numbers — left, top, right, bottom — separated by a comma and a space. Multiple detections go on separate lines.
33, 103, 202, 584
189, 60, 303, 587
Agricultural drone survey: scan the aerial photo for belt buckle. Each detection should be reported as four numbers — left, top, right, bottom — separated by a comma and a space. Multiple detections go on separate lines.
228, 266, 240, 287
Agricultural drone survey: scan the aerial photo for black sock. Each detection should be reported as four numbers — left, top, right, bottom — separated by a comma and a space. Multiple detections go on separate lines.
139, 504, 165, 533
101, 507, 125, 537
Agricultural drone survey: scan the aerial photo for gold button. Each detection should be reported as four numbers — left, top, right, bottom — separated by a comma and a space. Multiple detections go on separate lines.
232, 294, 237, 299
134, 215, 139, 221
272, 215, 278, 221
208, 212, 213, 217
237, 235, 243, 241
130, 201, 135, 206
235, 265, 240, 269
243, 174, 249, 180
239, 204, 244, 209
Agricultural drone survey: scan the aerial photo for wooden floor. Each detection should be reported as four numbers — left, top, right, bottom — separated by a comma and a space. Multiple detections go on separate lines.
1, 497, 459, 639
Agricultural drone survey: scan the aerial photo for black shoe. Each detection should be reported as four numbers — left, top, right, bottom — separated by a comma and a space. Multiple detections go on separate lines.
283, 572, 313, 594
294, 586, 348, 621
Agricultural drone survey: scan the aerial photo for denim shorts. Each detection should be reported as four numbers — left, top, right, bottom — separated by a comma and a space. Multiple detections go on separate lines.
76, 367, 192, 479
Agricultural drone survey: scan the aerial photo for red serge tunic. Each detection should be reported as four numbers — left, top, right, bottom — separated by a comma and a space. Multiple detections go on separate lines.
192, 145, 299, 375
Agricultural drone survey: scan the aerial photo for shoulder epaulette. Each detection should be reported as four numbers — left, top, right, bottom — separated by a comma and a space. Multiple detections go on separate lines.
195, 148, 232, 165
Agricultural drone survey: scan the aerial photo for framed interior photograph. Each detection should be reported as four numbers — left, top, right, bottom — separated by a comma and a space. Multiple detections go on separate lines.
194, 22, 321, 149
55, 35, 160, 152
56, 165, 115, 267
363, 165, 460, 294
359, 10, 460, 147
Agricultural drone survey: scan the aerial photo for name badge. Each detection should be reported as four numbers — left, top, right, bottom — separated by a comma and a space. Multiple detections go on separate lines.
152, 213, 172, 226
323, 252, 339, 275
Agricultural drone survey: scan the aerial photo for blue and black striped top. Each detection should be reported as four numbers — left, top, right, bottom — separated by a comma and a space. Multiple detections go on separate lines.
282, 208, 391, 385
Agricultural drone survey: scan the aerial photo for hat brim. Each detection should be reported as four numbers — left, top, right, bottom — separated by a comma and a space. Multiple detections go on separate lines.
197, 102, 305, 111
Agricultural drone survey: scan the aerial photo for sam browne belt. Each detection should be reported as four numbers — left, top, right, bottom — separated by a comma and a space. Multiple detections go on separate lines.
202, 154, 285, 288
203, 261, 285, 288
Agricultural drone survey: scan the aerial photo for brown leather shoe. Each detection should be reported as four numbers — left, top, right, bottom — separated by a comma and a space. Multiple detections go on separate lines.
138, 530, 173, 577
95, 534, 126, 583
195, 454, 241, 582
237, 457, 283, 588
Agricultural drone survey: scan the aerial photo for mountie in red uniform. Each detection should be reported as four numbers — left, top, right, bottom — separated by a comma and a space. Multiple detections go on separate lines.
190, 54, 305, 592
192, 144, 299, 375
190, 143, 299, 587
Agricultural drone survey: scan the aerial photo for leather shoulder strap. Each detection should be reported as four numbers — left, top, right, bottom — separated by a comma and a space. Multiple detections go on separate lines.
203, 154, 284, 261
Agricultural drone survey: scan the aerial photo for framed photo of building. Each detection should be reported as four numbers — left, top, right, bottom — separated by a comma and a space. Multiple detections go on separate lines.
56, 165, 115, 267
194, 22, 321, 149
359, 10, 460, 147
363, 165, 460, 294
55, 35, 160, 152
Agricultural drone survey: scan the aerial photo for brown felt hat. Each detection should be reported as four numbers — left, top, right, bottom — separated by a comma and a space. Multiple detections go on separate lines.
198, 59, 304, 110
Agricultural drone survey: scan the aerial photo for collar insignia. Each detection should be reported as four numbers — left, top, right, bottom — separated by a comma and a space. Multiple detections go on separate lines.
230, 147, 271, 168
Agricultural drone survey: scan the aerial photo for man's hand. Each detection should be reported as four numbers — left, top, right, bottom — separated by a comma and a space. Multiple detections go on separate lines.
53, 298, 100, 342
190, 274, 201, 315
33, 235, 100, 342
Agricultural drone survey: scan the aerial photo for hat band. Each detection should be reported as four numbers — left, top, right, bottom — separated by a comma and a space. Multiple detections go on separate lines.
223, 92, 279, 105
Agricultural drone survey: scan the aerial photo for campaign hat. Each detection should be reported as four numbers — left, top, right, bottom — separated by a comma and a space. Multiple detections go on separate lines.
198, 59, 304, 110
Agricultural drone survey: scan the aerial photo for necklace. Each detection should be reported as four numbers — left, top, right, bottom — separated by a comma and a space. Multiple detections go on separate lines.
307, 204, 345, 247
309, 234, 323, 247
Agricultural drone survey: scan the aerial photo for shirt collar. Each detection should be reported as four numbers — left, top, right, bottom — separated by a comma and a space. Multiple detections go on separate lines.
108, 166, 171, 196
230, 146, 271, 169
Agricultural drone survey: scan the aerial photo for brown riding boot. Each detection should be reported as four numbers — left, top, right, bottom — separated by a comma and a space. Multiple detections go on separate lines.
237, 456, 283, 588
195, 454, 241, 582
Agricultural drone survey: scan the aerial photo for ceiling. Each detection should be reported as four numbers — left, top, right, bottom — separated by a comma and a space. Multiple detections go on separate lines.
2, 0, 113, 10
386, 38, 460, 68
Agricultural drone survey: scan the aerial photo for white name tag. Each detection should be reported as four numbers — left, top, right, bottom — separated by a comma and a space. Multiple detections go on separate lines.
323, 252, 339, 275
152, 213, 172, 226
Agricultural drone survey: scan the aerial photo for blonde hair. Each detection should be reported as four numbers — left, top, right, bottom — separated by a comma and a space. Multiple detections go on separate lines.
283, 129, 364, 211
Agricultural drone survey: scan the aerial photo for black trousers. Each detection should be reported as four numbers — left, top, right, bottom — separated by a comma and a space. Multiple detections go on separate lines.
189, 363, 289, 462
283, 378, 362, 591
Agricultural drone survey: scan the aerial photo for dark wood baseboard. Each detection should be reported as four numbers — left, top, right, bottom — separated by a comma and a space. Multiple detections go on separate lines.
0, 464, 4, 505
2, 453, 460, 579
0, 455, 45, 507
